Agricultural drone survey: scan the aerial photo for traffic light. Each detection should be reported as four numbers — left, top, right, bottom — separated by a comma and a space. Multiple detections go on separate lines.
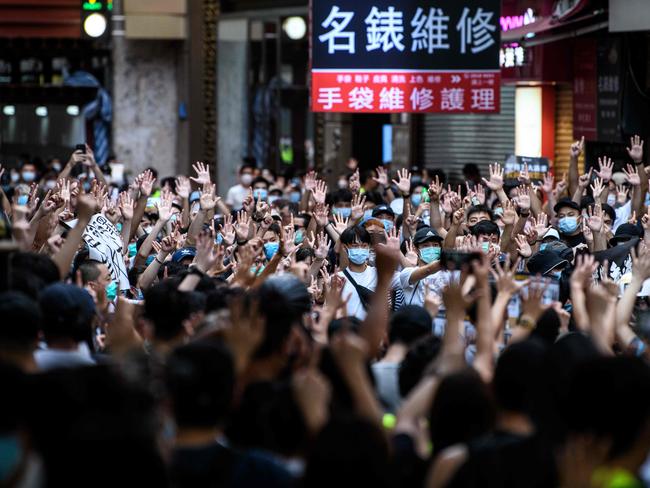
81, 0, 112, 41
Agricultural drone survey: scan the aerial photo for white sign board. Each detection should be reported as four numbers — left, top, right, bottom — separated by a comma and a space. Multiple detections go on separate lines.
83, 214, 129, 291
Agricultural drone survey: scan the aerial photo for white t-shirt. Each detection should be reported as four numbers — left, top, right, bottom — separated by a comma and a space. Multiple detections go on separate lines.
613, 200, 632, 232
225, 184, 249, 210
399, 267, 452, 307
338, 266, 401, 320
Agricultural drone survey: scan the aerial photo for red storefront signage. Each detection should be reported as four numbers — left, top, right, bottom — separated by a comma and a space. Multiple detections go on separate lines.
311, 0, 501, 114
573, 38, 597, 140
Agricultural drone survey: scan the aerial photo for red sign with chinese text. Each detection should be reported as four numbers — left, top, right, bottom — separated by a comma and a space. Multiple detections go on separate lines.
573, 38, 597, 140
311, 70, 500, 113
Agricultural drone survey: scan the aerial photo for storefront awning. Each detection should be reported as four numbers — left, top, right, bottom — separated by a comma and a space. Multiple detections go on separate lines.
502, 9, 608, 46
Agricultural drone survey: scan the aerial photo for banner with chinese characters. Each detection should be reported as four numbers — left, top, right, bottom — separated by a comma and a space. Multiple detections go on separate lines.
503, 155, 549, 186
311, 0, 501, 114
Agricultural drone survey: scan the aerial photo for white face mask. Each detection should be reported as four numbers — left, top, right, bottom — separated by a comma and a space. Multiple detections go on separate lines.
241, 174, 253, 186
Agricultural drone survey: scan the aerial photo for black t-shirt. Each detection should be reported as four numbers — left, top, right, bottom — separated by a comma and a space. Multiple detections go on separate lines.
170, 441, 294, 488
446, 432, 557, 488
560, 231, 586, 249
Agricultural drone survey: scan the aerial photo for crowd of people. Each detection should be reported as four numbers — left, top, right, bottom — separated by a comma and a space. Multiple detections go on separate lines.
1, 138, 650, 487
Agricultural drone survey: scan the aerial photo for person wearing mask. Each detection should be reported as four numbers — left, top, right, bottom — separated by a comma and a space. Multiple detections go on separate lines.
400, 226, 448, 307
19, 162, 38, 184
554, 198, 586, 248
251, 176, 270, 202
226, 163, 255, 210
372, 205, 396, 233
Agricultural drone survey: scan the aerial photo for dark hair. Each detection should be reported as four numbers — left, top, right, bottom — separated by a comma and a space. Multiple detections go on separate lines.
0, 291, 41, 352
144, 166, 159, 180
165, 339, 235, 428
470, 220, 500, 237
251, 176, 269, 188
304, 416, 396, 488
10, 252, 60, 298
493, 338, 546, 417
466, 204, 493, 223
296, 247, 315, 262
364, 190, 386, 206
463, 163, 481, 177
143, 281, 193, 341
566, 357, 650, 459
255, 275, 311, 358
239, 163, 255, 174
79, 260, 103, 285
388, 305, 431, 345
398, 335, 442, 397
328, 189, 353, 205
428, 368, 495, 455
340, 226, 371, 246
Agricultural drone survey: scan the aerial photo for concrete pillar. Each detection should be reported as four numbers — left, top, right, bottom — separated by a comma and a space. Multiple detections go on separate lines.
112, 38, 183, 178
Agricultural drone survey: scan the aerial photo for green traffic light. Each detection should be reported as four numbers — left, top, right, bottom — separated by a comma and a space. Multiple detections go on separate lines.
82, 1, 103, 11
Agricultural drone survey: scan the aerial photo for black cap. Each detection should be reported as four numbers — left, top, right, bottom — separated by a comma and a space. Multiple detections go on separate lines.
609, 223, 642, 246
372, 204, 395, 218
553, 197, 580, 214
527, 250, 569, 275
413, 226, 443, 245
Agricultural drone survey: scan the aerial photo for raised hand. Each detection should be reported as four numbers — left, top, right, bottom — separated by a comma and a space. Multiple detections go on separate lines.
234, 210, 251, 242
513, 186, 530, 212
314, 231, 331, 260
403, 239, 418, 267
312, 180, 328, 205
515, 234, 532, 258
642, 207, 650, 232
622, 164, 641, 186
139, 169, 155, 197
452, 207, 465, 226
312, 202, 329, 228
531, 212, 550, 236
626, 134, 644, 163
218, 213, 236, 246
482, 162, 504, 191
385, 226, 400, 252
193, 229, 221, 272
590, 177, 606, 200
570, 136, 585, 159
348, 168, 361, 193
190, 161, 211, 186
541, 173, 554, 194
578, 168, 593, 190
199, 183, 219, 211
595, 157, 614, 182
118, 192, 134, 220
373, 166, 389, 187
175, 176, 191, 199
586, 205, 603, 233
304, 171, 317, 193
570, 253, 597, 290
157, 190, 173, 221
332, 212, 349, 234
616, 184, 629, 205
350, 192, 366, 221
501, 199, 517, 226
555, 173, 568, 196
392, 168, 412, 196
428, 174, 443, 202
491, 258, 526, 297
521, 278, 551, 323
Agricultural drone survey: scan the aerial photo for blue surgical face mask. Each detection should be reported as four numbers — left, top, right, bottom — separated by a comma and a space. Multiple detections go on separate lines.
16, 195, 28, 206
558, 216, 578, 234
21, 171, 36, 182
411, 193, 422, 207
128, 242, 137, 258
263, 241, 279, 260
0, 434, 22, 481
250, 265, 265, 276
363, 209, 373, 220
10, 173, 19, 183
494, 207, 504, 217
539, 242, 549, 252
334, 207, 352, 219
215, 233, 224, 245
290, 191, 301, 203
420, 246, 440, 264
348, 247, 370, 265
169, 213, 178, 223
106, 281, 118, 301
294, 229, 304, 244
548, 270, 563, 279
253, 188, 268, 201
268, 195, 280, 205
607, 194, 616, 206
481, 242, 490, 254
116, 222, 123, 232
381, 219, 394, 232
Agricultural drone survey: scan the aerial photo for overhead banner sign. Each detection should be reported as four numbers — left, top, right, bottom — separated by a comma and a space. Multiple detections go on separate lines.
504, 155, 549, 185
311, 0, 501, 114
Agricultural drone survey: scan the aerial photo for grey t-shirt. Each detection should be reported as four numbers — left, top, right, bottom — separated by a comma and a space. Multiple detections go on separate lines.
372, 362, 401, 412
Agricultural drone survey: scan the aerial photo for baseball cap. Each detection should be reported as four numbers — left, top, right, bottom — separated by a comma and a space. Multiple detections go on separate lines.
609, 223, 641, 246
413, 226, 443, 245
526, 250, 569, 275
372, 204, 395, 218
553, 197, 580, 214
542, 228, 560, 241
171, 247, 197, 263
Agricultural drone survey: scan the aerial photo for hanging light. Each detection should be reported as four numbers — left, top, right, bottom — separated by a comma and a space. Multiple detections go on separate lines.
83, 12, 108, 38
35, 106, 48, 117
2, 105, 15, 116
283, 17, 307, 40
66, 105, 80, 116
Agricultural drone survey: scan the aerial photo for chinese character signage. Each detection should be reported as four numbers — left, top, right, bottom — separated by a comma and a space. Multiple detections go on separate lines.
311, 0, 501, 113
